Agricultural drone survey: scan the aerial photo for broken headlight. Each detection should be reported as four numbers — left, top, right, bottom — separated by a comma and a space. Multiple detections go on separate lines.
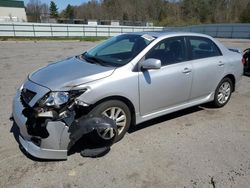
43, 91, 69, 108
40, 89, 87, 108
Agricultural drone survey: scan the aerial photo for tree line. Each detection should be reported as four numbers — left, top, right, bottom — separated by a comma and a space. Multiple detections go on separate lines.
26, 0, 250, 25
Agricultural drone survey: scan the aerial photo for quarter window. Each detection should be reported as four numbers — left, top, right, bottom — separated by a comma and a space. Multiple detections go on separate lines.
145, 37, 187, 66
188, 37, 222, 60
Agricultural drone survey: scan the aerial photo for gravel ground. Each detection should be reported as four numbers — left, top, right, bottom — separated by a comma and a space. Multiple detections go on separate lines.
0, 38, 250, 188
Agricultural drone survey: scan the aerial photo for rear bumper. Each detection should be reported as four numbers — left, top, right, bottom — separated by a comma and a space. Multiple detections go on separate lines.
12, 90, 69, 160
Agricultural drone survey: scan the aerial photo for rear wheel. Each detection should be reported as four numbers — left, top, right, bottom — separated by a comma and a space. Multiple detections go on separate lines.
89, 100, 131, 142
212, 77, 232, 108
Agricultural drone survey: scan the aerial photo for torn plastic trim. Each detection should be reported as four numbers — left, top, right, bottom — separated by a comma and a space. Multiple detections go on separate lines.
68, 115, 119, 158
22, 114, 118, 159
68, 115, 118, 150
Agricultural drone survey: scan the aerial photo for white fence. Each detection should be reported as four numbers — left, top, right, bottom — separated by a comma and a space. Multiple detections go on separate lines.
165, 23, 250, 39
0, 22, 164, 37
1, 22, 249, 39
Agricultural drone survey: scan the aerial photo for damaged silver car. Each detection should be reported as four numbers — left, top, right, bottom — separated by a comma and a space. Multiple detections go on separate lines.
12, 32, 243, 159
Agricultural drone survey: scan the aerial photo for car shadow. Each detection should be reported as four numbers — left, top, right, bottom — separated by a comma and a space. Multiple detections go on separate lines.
67, 132, 109, 157
128, 105, 205, 134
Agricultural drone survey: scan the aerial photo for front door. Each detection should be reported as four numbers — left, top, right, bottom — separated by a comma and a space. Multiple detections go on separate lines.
139, 37, 193, 116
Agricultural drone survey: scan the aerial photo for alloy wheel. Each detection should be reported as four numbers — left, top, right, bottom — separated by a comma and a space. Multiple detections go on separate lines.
217, 81, 231, 105
97, 107, 127, 140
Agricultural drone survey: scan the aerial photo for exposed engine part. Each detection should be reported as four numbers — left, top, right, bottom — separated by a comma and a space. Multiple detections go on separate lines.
37, 111, 57, 118
22, 107, 51, 138
61, 110, 75, 127
21, 99, 76, 138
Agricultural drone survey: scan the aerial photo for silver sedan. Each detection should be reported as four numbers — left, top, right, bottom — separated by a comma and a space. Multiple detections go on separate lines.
12, 32, 243, 159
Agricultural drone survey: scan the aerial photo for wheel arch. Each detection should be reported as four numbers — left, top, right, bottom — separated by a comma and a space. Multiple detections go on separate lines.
223, 74, 235, 92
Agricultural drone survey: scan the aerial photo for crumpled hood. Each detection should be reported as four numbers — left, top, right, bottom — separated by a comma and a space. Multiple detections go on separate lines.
29, 57, 115, 91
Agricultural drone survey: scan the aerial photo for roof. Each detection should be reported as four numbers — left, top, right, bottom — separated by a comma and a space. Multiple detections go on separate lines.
129, 31, 211, 39
0, 0, 25, 8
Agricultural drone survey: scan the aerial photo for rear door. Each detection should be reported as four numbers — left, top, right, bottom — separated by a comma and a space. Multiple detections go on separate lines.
186, 36, 225, 100
139, 36, 193, 116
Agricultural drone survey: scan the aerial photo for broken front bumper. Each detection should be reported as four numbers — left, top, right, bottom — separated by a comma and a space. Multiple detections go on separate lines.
12, 80, 118, 160
12, 89, 70, 160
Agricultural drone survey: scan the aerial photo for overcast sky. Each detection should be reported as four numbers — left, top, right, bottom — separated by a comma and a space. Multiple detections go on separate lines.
23, 0, 88, 11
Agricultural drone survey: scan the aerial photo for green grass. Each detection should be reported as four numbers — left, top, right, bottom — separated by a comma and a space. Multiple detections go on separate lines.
0, 36, 109, 42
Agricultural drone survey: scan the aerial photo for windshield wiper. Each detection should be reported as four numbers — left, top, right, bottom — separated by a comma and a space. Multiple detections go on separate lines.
89, 56, 106, 66
76, 54, 96, 64
82, 54, 110, 67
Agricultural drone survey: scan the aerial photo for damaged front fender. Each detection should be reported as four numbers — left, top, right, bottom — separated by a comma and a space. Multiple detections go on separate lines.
68, 115, 118, 150
13, 83, 118, 160
16, 98, 117, 159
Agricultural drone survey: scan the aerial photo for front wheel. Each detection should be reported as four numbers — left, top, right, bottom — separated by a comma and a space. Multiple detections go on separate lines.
212, 78, 233, 108
89, 100, 131, 142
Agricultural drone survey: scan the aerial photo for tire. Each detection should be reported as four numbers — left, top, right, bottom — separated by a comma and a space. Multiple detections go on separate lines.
212, 77, 233, 108
88, 100, 131, 142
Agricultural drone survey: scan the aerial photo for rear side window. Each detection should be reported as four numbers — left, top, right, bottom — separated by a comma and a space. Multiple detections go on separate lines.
188, 37, 222, 60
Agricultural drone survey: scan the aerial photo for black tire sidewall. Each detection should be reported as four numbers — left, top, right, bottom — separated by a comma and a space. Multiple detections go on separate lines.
89, 100, 131, 142
214, 78, 232, 108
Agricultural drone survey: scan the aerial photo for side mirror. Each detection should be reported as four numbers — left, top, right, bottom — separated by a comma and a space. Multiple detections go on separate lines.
141, 58, 161, 70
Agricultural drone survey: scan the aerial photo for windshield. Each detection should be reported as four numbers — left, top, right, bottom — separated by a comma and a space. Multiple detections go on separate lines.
82, 34, 155, 67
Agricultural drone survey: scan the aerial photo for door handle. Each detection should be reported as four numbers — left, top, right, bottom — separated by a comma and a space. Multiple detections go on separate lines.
218, 61, 224, 66
182, 67, 192, 73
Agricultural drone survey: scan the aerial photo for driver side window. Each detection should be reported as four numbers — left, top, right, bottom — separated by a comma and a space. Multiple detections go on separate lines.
145, 37, 187, 66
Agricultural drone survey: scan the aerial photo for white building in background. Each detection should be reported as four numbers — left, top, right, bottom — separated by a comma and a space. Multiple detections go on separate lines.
87, 20, 98, 26
111, 20, 120, 26
0, 0, 27, 22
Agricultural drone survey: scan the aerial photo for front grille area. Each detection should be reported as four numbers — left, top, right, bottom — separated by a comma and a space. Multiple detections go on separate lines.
21, 88, 36, 105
